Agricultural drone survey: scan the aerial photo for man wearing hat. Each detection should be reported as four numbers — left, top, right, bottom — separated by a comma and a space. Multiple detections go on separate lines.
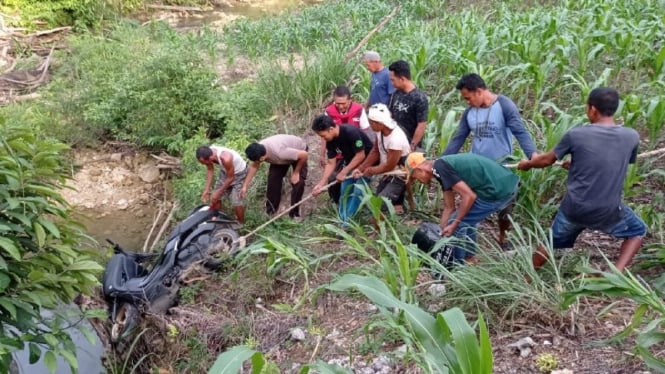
406, 152, 519, 263
354, 103, 411, 213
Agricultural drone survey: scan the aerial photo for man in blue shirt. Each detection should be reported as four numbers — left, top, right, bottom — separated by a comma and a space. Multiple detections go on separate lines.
362, 51, 395, 108
443, 73, 537, 248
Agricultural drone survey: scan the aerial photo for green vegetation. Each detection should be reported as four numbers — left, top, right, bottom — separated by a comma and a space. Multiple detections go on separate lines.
2, 0, 665, 371
0, 121, 103, 372
563, 264, 665, 371
0, 0, 142, 28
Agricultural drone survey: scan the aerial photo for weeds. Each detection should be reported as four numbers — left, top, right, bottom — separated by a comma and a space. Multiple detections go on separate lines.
562, 264, 665, 372
107, 328, 154, 374
439, 220, 587, 326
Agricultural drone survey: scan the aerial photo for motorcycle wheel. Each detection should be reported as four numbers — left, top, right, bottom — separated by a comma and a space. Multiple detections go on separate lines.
204, 228, 240, 269
111, 303, 140, 343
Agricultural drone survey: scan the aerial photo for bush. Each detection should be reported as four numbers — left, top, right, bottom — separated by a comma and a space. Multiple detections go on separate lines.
0, 118, 103, 372
0, 0, 141, 28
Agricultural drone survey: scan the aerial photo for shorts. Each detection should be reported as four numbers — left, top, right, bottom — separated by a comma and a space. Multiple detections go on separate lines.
551, 205, 647, 249
214, 167, 248, 207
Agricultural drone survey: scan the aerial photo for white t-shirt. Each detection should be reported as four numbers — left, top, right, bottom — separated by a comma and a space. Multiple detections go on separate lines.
376, 126, 410, 167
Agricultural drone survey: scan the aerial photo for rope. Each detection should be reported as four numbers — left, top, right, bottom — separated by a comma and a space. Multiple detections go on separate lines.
234, 169, 406, 247
502, 147, 665, 169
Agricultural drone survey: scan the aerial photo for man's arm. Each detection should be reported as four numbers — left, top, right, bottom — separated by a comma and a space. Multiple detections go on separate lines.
211, 153, 235, 204
517, 151, 557, 170
411, 93, 429, 149
411, 121, 428, 150
239, 161, 260, 198
365, 149, 401, 176
290, 150, 308, 184
313, 158, 337, 196
500, 96, 538, 159
338, 150, 366, 182
439, 190, 456, 234
201, 163, 215, 202
442, 181, 476, 236
357, 140, 380, 174
442, 109, 471, 155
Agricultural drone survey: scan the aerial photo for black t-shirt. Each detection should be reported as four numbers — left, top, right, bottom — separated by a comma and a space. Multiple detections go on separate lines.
325, 124, 373, 165
388, 88, 429, 143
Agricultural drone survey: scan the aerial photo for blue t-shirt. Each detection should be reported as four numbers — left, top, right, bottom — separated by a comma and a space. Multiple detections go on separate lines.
369, 68, 395, 106
443, 95, 536, 161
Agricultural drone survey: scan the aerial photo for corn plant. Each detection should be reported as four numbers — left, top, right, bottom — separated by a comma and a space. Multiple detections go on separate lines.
238, 236, 328, 296
326, 274, 493, 374
311, 188, 425, 304
562, 265, 665, 372
439, 218, 586, 326
645, 97, 665, 147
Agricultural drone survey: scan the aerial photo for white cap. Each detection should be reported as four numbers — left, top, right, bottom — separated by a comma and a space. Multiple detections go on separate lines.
368, 104, 396, 129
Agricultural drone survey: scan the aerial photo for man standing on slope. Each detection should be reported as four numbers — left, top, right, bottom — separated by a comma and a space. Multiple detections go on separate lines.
241, 135, 309, 220
197, 145, 248, 224
442, 73, 538, 248
312, 115, 373, 227
354, 104, 411, 214
518, 87, 647, 272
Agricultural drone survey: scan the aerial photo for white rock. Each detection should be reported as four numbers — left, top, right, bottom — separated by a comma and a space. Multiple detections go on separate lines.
326, 328, 341, 339
110, 153, 123, 162
551, 370, 574, 374
290, 327, 306, 341
116, 199, 129, 210
138, 164, 161, 183
427, 283, 447, 297
543, 340, 552, 346
507, 336, 536, 358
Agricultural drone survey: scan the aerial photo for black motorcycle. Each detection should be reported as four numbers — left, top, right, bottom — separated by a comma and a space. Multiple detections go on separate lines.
101, 205, 241, 342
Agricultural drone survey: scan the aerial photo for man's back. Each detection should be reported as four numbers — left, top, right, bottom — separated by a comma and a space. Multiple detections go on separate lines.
555, 124, 639, 228
325, 125, 372, 164
435, 153, 519, 201
260, 134, 307, 165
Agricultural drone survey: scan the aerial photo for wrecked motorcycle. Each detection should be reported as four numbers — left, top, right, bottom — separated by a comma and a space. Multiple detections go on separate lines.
101, 205, 241, 342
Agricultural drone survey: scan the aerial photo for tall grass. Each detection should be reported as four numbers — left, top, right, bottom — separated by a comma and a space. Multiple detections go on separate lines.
432, 219, 588, 326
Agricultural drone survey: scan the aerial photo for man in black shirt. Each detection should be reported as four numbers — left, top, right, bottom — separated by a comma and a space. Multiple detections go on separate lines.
388, 60, 429, 151
312, 115, 373, 226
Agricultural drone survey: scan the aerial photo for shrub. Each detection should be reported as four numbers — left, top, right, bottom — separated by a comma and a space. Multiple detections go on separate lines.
0, 119, 103, 372
0, 0, 141, 28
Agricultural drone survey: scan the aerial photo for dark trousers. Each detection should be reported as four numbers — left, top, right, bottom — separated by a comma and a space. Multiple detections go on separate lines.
266, 161, 308, 218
